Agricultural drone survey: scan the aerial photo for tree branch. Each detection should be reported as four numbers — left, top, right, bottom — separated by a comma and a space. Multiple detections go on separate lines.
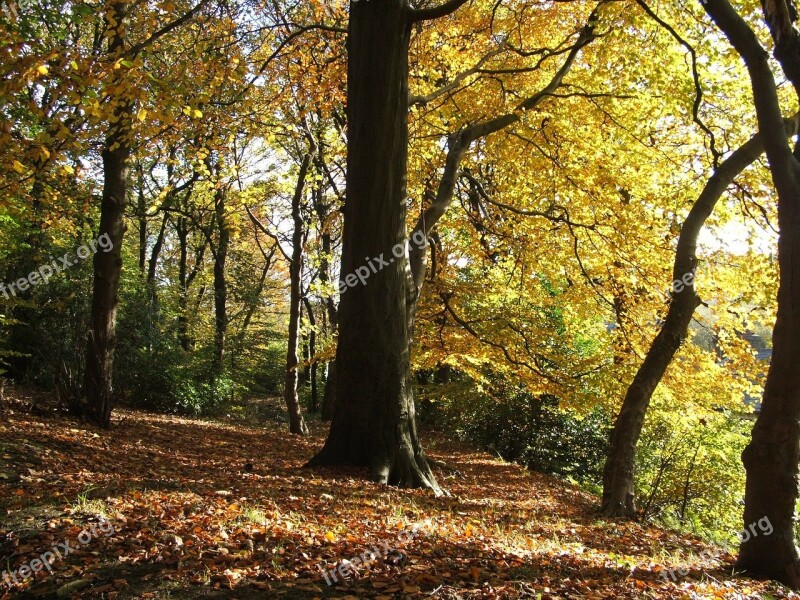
408, 0, 471, 23
125, 0, 214, 57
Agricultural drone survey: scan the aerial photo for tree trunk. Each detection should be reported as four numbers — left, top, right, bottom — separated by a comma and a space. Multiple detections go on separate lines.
322, 359, 336, 420
601, 117, 797, 517
303, 296, 318, 413
176, 214, 205, 352
306, 0, 439, 492
702, 0, 800, 587
314, 176, 339, 421
299, 330, 310, 386
177, 216, 191, 351
137, 163, 147, 275
84, 0, 131, 428
284, 153, 312, 435
143, 212, 168, 352
212, 172, 228, 374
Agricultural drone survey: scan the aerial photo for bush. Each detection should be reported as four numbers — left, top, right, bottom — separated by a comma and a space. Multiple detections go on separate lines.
171, 374, 238, 416
421, 378, 612, 485
635, 405, 749, 541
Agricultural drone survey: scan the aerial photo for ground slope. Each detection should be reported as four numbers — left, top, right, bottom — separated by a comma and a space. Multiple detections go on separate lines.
0, 389, 796, 599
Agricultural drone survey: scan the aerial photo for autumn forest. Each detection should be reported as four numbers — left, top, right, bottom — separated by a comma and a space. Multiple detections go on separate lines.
2, 0, 800, 597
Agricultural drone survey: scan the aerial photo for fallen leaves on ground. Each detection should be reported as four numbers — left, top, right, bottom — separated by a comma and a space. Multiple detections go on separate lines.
0, 391, 796, 599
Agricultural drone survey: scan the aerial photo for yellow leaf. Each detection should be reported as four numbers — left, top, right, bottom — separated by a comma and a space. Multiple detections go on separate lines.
137, 108, 148, 122
36, 65, 49, 76
12, 160, 25, 174
192, 109, 203, 119
324, 531, 335, 542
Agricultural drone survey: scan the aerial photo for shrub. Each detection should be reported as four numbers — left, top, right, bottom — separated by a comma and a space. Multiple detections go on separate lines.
421, 379, 612, 485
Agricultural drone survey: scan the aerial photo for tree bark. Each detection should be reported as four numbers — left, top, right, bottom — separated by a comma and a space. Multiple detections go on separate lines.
703, 0, 800, 588
306, 0, 440, 492
284, 153, 312, 435
601, 115, 798, 517
84, 0, 131, 428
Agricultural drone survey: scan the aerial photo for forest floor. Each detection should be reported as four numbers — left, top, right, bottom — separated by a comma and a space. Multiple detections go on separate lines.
0, 386, 796, 600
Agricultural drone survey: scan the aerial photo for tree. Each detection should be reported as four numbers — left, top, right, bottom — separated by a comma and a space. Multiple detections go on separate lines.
601, 114, 798, 517
84, 0, 132, 427
702, 0, 800, 587
82, 0, 219, 426
284, 149, 313, 435
307, 0, 475, 492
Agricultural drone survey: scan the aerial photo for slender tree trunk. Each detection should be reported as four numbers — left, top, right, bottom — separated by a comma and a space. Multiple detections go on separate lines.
703, 0, 800, 587
177, 217, 191, 351
601, 118, 797, 517
212, 173, 228, 374
303, 297, 318, 412
84, 0, 131, 428
322, 359, 336, 420
314, 180, 339, 421
137, 163, 147, 274
284, 153, 312, 435
306, 0, 439, 491
299, 330, 310, 386
144, 212, 168, 352
176, 214, 205, 351
738, 227, 800, 585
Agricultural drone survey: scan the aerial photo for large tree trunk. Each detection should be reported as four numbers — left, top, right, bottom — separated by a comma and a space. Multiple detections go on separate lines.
306, 0, 439, 492
284, 154, 312, 435
703, 0, 800, 587
738, 221, 800, 585
601, 117, 798, 517
84, 0, 131, 428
